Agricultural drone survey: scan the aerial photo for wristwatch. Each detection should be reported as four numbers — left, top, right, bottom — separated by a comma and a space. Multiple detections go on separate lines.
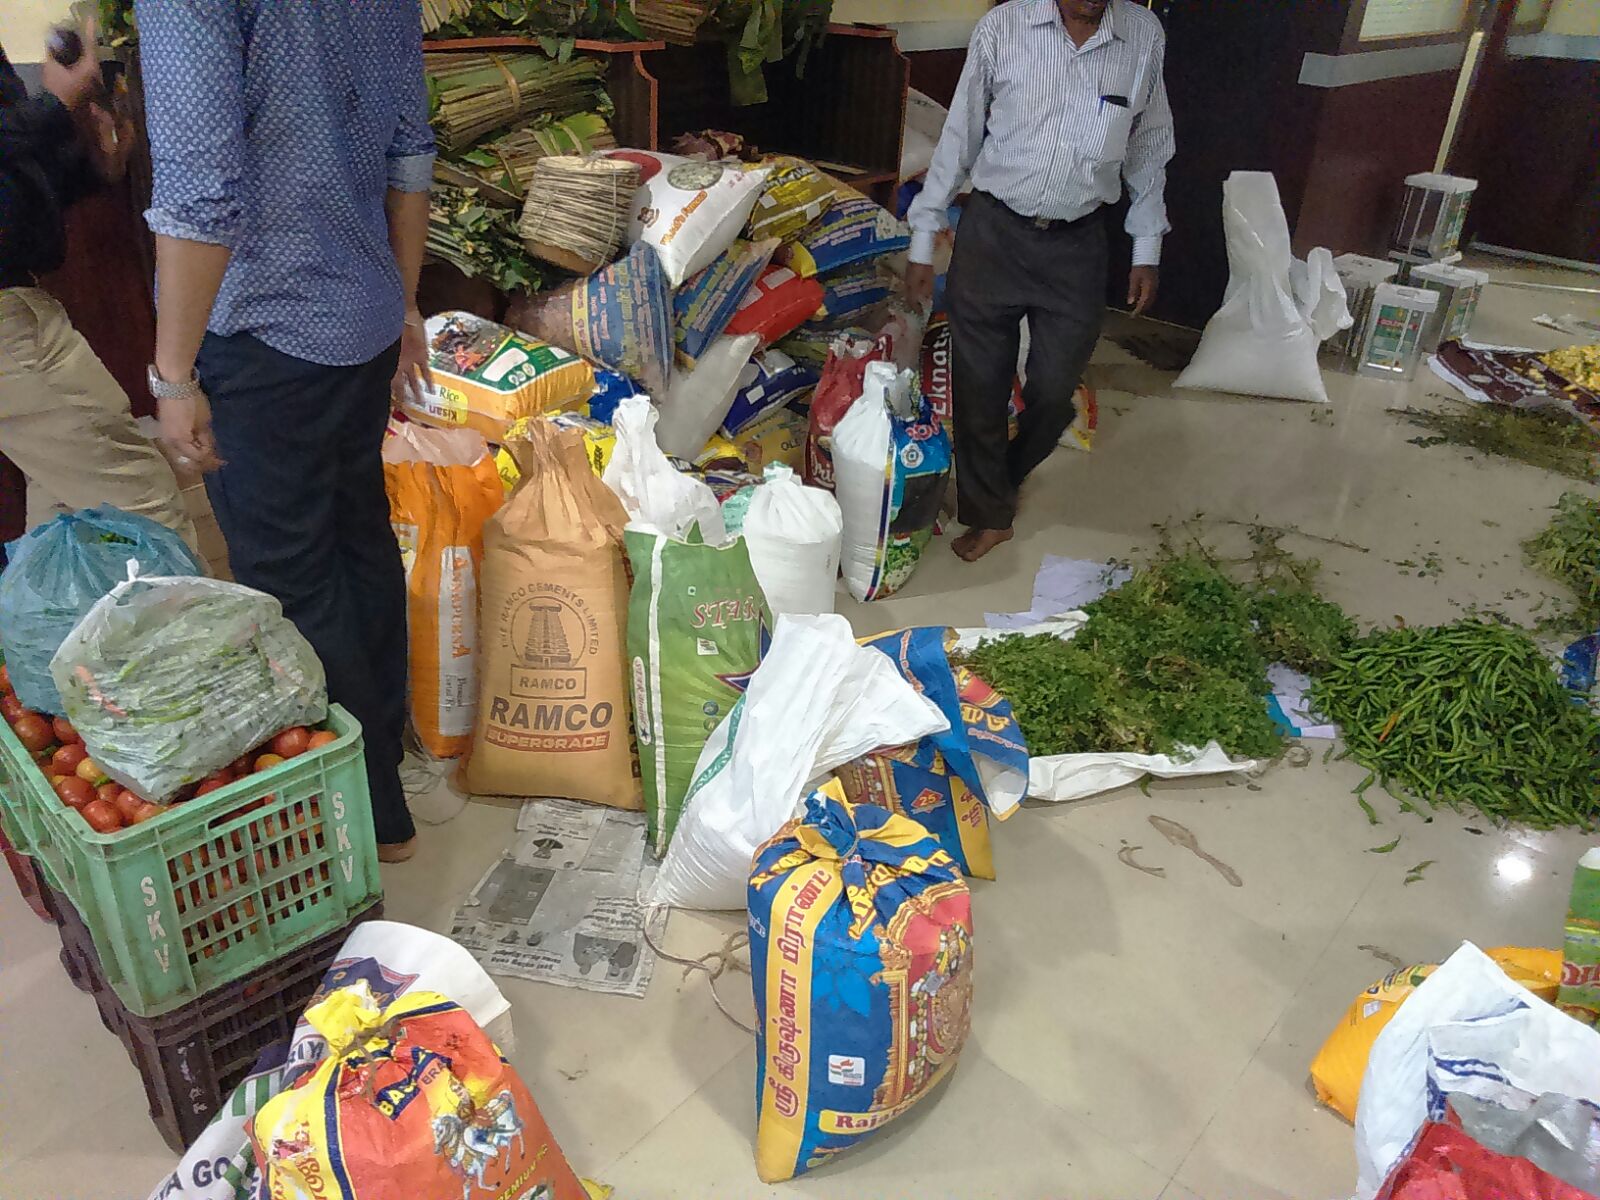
146, 364, 206, 401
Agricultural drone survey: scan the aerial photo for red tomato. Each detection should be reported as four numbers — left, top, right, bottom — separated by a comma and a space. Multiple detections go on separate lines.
272, 726, 311, 759
51, 743, 88, 776
75, 757, 109, 785
80, 799, 123, 833
113, 789, 144, 824
254, 753, 286, 773
307, 729, 338, 750
13, 714, 52, 753
55, 776, 96, 809
229, 753, 255, 777
96, 782, 122, 806
194, 778, 230, 797
130, 802, 166, 824
1, 694, 25, 723
51, 716, 80, 745
0, 664, 11, 692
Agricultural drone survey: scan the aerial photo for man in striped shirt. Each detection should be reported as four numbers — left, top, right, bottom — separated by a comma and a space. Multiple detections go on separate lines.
907, 0, 1176, 562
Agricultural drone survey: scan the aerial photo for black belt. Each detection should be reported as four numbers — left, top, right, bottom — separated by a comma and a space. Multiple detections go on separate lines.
974, 191, 1103, 232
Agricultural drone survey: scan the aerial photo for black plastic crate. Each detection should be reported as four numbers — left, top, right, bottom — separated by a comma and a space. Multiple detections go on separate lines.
44, 882, 382, 1152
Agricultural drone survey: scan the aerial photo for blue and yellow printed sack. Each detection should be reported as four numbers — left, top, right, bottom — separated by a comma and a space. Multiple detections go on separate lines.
749, 785, 974, 1182
836, 628, 1030, 879
251, 986, 587, 1200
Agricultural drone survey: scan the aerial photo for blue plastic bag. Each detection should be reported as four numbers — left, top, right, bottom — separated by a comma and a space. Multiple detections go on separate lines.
0, 506, 202, 714
749, 785, 973, 1182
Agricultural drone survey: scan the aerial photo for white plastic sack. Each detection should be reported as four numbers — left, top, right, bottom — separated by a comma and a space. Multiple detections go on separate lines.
1354, 941, 1600, 1200
52, 571, 327, 801
834, 360, 950, 602
603, 395, 727, 542
951, 618, 1264, 801
620, 150, 771, 286
1173, 171, 1351, 404
741, 464, 842, 616
647, 613, 948, 911
656, 332, 762, 461
144, 921, 511, 1200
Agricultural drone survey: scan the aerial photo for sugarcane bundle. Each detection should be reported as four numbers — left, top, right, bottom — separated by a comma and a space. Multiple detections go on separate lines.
426, 52, 609, 150
518, 154, 640, 275
633, 0, 716, 43
428, 183, 544, 293
421, 0, 475, 34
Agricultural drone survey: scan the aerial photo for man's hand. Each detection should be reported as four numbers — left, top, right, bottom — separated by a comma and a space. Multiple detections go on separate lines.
158, 389, 223, 473
1127, 266, 1159, 317
40, 19, 101, 112
391, 309, 433, 408
904, 263, 935, 315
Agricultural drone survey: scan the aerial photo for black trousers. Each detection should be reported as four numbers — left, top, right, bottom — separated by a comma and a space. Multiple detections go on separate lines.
946, 191, 1108, 530
197, 332, 414, 845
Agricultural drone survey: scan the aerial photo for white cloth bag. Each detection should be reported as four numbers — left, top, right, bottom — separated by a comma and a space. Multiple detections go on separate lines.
655, 332, 762, 461
741, 464, 842, 616
1174, 171, 1351, 404
646, 613, 948, 911
602, 395, 726, 542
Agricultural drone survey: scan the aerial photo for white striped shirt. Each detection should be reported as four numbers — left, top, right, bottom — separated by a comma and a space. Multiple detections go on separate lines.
908, 0, 1176, 268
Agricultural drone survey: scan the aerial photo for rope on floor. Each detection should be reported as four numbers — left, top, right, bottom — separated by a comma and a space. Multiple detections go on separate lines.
641, 915, 757, 1036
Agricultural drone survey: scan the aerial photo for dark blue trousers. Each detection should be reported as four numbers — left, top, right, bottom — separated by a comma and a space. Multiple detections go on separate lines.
197, 332, 414, 845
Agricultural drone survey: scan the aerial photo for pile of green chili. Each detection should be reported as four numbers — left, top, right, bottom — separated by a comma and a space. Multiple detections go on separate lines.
1311, 620, 1600, 829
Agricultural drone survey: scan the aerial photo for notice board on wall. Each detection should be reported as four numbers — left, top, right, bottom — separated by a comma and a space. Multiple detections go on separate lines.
1357, 0, 1471, 40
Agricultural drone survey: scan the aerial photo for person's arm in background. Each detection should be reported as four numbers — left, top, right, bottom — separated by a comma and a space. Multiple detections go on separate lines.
1122, 33, 1176, 317
135, 0, 247, 470
0, 35, 98, 154
385, 19, 438, 406
904, 17, 996, 312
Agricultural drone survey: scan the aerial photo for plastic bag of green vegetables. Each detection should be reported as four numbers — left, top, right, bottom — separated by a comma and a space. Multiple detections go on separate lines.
50, 571, 327, 802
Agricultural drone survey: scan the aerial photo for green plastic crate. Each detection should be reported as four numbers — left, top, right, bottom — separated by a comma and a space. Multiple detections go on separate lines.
12, 704, 382, 1018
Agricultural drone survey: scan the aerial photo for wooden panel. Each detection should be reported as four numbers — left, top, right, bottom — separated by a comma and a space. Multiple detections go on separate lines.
40, 181, 157, 418
907, 47, 966, 107
607, 50, 661, 148
1454, 53, 1600, 263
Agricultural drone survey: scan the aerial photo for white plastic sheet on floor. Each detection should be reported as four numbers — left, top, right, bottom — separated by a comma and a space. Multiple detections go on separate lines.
951, 617, 1263, 802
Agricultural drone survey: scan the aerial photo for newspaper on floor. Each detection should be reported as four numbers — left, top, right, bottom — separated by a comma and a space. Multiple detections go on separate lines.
450, 798, 667, 998
985, 555, 1132, 629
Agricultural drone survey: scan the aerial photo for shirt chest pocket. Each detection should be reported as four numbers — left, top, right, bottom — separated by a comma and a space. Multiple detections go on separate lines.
1087, 59, 1141, 162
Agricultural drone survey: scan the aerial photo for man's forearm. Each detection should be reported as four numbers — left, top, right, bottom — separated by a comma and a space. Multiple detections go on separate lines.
153, 235, 231, 380
385, 188, 429, 312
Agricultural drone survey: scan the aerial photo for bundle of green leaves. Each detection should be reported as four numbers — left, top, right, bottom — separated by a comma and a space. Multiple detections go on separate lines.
1526, 491, 1600, 631
959, 555, 1327, 762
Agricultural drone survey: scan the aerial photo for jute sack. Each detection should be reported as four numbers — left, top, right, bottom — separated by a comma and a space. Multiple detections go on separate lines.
466, 421, 640, 808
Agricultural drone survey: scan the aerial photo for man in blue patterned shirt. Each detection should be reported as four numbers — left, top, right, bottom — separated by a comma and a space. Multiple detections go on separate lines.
137, 0, 437, 860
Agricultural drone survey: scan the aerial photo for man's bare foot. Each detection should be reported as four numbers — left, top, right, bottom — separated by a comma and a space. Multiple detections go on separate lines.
378, 836, 418, 864
952, 527, 1014, 562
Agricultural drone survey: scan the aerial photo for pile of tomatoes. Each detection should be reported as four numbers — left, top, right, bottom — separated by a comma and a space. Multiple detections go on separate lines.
1, 664, 337, 836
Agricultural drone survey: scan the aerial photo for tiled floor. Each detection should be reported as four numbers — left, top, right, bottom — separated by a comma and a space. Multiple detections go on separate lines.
3, 254, 1599, 1199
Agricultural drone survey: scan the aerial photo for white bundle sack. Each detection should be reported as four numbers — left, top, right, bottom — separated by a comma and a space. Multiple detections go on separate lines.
646, 613, 948, 911
1354, 941, 1600, 1200
655, 332, 762, 461
603, 395, 726, 542
741, 464, 842, 616
1174, 171, 1351, 404
618, 150, 771, 285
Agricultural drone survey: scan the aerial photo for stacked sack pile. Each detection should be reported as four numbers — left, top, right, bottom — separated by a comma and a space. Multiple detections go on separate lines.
391, 97, 1064, 1182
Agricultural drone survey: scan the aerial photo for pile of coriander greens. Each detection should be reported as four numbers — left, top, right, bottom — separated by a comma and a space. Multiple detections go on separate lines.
958, 528, 1600, 832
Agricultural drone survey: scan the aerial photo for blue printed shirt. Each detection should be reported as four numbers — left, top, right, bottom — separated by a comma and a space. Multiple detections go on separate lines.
137, 0, 436, 367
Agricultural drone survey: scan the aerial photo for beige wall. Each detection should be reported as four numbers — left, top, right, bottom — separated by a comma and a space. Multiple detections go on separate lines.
1546, 0, 1600, 36
0, 0, 76, 60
